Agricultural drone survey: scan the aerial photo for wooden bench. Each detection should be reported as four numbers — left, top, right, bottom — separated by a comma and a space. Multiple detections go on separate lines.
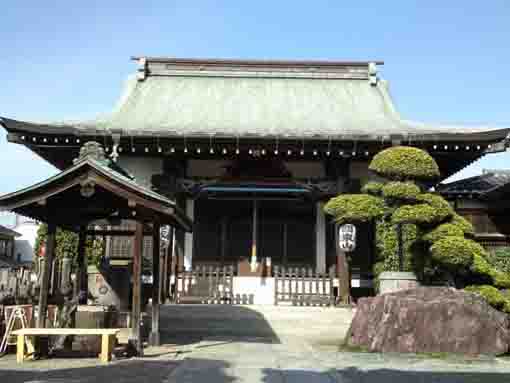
12, 328, 120, 363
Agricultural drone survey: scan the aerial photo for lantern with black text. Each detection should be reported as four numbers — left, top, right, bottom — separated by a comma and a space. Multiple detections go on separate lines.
338, 224, 357, 252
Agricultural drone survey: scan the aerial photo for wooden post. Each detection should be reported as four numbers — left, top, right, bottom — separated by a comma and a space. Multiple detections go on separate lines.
149, 221, 161, 346
250, 199, 258, 271
162, 227, 174, 302
75, 226, 88, 304
37, 223, 56, 328
130, 221, 143, 356
335, 223, 350, 304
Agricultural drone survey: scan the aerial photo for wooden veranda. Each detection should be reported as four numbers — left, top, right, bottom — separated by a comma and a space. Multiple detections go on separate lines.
0, 142, 192, 356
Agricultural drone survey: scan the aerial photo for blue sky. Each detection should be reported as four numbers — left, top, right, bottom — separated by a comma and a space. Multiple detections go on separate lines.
0, 1, 509, 194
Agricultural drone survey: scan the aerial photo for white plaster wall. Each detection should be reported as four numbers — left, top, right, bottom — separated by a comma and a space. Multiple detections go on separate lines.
117, 157, 163, 188
233, 277, 276, 305
13, 222, 39, 263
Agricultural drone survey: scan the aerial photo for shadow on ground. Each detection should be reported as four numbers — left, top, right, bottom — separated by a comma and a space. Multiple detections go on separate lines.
262, 367, 510, 383
159, 305, 281, 344
0, 360, 184, 383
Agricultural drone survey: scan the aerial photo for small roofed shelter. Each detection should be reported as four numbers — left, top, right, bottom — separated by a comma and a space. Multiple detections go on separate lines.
0, 142, 192, 354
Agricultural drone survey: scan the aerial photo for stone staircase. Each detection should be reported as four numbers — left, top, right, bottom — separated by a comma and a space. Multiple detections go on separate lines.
156, 304, 354, 347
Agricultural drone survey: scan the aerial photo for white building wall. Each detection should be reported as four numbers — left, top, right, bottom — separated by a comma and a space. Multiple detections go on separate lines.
117, 157, 163, 188
13, 221, 39, 263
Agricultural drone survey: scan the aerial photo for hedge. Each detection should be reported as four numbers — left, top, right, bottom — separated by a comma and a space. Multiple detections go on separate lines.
381, 181, 421, 201
430, 236, 482, 270
361, 181, 384, 196
369, 146, 440, 181
449, 214, 475, 236
323, 194, 386, 224
423, 223, 464, 243
392, 204, 442, 225
487, 248, 510, 274
464, 285, 510, 313
416, 193, 454, 222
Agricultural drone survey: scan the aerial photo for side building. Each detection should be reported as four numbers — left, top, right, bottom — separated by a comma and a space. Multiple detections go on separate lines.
439, 170, 510, 253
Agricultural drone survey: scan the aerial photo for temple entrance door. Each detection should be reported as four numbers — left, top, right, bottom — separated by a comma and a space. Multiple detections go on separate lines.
258, 200, 315, 268
194, 198, 315, 269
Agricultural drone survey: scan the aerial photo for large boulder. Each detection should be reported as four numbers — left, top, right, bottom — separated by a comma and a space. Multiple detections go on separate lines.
347, 287, 510, 355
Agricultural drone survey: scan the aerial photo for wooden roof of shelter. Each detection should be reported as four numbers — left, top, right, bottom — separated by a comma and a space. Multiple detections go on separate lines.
0, 142, 192, 232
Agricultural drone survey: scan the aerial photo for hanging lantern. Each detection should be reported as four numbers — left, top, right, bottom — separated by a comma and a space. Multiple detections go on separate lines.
338, 224, 357, 252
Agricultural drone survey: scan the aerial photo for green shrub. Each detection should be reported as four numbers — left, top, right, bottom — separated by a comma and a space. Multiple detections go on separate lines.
324, 194, 386, 224
392, 204, 442, 225
430, 236, 482, 270
369, 146, 440, 181
361, 181, 384, 196
464, 285, 510, 313
382, 181, 421, 201
416, 193, 454, 222
423, 223, 464, 243
492, 270, 510, 289
449, 214, 475, 236
487, 248, 510, 274
34, 224, 103, 266
375, 220, 417, 270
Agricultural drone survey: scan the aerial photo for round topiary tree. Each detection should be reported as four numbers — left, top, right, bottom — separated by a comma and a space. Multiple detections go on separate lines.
324, 145, 508, 313
369, 146, 440, 181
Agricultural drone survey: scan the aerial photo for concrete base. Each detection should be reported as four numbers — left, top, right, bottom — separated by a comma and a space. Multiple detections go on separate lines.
378, 271, 419, 294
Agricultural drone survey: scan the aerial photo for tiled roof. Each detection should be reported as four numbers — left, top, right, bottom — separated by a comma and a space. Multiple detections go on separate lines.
1, 57, 509, 142
438, 171, 510, 197
0, 224, 21, 238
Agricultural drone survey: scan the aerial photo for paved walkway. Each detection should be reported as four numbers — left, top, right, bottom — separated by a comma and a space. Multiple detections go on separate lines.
1, 338, 510, 382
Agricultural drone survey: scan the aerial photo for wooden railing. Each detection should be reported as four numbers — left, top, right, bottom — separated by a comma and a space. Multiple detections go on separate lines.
175, 264, 235, 304
273, 265, 336, 306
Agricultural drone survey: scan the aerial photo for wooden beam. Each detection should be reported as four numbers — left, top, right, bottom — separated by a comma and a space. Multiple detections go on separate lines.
37, 223, 56, 328
130, 221, 143, 356
149, 221, 161, 346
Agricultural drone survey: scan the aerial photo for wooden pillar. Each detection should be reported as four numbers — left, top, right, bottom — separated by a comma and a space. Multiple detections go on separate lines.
149, 221, 161, 346
184, 199, 194, 271
335, 223, 350, 304
75, 226, 88, 304
159, 226, 166, 304
315, 202, 326, 273
220, 217, 228, 265
130, 221, 143, 356
37, 223, 56, 328
162, 226, 174, 302
250, 199, 258, 271
282, 223, 288, 267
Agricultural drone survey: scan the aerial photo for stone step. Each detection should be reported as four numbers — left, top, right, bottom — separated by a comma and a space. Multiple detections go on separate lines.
157, 304, 354, 346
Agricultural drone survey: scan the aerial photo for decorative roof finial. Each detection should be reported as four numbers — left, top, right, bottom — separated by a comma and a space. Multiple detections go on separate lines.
74, 141, 108, 164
